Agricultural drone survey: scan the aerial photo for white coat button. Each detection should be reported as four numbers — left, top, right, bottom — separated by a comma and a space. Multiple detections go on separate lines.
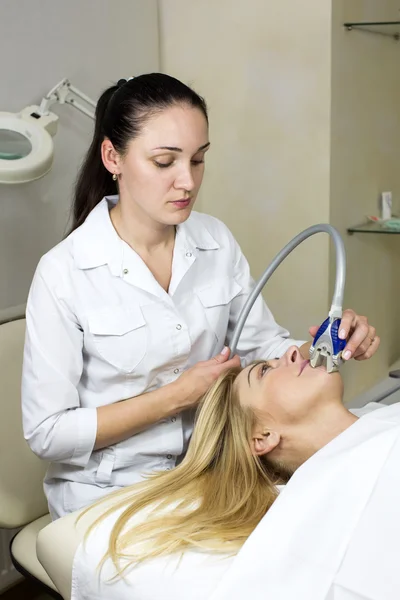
123, 268, 129, 275
174, 368, 179, 374
186, 252, 192, 258
167, 454, 173, 459
176, 324, 182, 330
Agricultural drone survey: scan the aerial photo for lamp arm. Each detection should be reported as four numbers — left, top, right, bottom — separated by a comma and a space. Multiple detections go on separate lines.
38, 78, 96, 120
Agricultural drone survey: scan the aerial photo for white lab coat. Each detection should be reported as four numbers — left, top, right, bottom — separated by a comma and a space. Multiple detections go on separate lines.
210, 403, 400, 600
22, 196, 303, 519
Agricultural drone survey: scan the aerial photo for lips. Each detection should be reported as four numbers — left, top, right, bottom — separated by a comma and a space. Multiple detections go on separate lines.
171, 198, 192, 208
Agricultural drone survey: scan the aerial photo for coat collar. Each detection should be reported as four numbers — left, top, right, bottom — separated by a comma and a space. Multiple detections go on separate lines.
72, 196, 220, 271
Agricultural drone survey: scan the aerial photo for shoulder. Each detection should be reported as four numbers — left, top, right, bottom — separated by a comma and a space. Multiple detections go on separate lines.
28, 233, 81, 310
34, 197, 112, 279
34, 234, 75, 282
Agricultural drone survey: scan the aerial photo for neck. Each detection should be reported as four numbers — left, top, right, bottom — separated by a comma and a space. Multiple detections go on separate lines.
281, 403, 359, 472
110, 196, 175, 253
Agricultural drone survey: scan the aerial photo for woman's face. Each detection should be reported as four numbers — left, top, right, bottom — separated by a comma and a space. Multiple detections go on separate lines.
235, 346, 344, 429
114, 104, 209, 227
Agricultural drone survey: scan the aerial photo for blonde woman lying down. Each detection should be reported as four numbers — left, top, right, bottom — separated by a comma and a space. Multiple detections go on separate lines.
37, 346, 397, 600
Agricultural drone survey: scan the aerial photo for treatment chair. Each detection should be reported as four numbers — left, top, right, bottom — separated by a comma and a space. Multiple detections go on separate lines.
0, 318, 62, 598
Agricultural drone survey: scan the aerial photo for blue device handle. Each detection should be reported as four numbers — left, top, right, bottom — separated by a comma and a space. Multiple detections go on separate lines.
330, 318, 347, 356
312, 317, 346, 356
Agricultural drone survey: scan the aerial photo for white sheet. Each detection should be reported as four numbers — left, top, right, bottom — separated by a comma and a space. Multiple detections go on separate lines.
71, 503, 234, 600
71, 403, 398, 600
210, 403, 400, 600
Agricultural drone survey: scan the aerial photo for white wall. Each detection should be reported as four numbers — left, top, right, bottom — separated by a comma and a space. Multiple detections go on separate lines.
159, 0, 400, 400
158, 0, 332, 340
330, 0, 400, 399
0, 0, 159, 322
343, 0, 400, 22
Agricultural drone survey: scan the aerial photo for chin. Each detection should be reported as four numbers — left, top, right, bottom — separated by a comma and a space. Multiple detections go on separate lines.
313, 367, 342, 382
306, 366, 343, 393
166, 206, 194, 225
310, 365, 341, 379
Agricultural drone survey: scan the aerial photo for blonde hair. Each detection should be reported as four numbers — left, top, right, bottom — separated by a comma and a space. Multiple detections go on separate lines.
81, 366, 279, 573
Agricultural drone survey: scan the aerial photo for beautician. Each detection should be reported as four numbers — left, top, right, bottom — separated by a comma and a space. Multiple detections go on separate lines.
21, 73, 379, 519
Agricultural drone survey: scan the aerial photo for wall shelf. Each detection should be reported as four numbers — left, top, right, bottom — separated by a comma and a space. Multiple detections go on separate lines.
347, 221, 400, 235
344, 21, 400, 40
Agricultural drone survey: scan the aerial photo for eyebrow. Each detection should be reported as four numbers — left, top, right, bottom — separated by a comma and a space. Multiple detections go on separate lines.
152, 142, 210, 152
247, 362, 262, 387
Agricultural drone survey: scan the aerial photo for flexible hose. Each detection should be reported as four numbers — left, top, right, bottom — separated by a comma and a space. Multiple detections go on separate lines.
230, 224, 346, 357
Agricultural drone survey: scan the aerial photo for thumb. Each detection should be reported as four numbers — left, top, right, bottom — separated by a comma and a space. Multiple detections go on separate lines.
212, 346, 231, 364
309, 326, 318, 338
215, 353, 241, 372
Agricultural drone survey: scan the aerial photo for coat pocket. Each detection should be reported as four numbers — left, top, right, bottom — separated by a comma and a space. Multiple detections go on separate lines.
87, 306, 147, 372
195, 278, 242, 343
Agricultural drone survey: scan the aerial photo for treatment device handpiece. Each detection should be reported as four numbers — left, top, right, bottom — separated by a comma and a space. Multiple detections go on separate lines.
229, 224, 346, 374
309, 316, 346, 373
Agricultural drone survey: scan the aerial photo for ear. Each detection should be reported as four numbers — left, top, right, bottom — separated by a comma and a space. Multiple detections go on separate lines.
101, 139, 122, 176
251, 430, 280, 456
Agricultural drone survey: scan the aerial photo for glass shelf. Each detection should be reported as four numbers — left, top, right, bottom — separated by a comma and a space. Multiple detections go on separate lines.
347, 221, 400, 235
344, 21, 400, 39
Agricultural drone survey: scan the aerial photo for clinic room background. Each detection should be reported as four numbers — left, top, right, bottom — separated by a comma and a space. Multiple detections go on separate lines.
2, 0, 399, 402
1, 1, 400, 397
1, 0, 400, 595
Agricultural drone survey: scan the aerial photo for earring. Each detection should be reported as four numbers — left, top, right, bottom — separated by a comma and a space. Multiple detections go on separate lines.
112, 173, 118, 181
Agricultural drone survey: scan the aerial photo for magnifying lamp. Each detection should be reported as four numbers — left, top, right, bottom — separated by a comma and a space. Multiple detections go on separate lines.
0, 78, 96, 184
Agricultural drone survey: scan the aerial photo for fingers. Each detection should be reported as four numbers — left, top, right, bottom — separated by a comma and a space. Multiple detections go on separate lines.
338, 309, 357, 340
310, 309, 379, 363
353, 325, 377, 358
181, 349, 242, 409
211, 346, 231, 364
200, 347, 240, 369
354, 335, 380, 361
221, 354, 241, 369
310, 310, 366, 343
211, 347, 241, 374
309, 309, 380, 360
213, 355, 241, 371
341, 314, 369, 360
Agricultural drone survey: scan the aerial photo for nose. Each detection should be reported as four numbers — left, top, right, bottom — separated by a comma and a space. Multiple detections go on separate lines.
283, 345, 303, 366
174, 163, 195, 192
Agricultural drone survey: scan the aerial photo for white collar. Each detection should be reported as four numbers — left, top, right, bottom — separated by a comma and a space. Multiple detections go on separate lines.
72, 195, 220, 271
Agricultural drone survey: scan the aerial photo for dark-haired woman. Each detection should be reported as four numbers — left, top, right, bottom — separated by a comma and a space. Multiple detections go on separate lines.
21, 74, 378, 519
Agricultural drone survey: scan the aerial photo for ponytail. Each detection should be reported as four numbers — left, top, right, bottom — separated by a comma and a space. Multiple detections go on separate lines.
70, 85, 118, 232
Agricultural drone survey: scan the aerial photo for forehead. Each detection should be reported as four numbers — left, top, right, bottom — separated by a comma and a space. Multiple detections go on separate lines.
235, 364, 257, 405
138, 105, 208, 145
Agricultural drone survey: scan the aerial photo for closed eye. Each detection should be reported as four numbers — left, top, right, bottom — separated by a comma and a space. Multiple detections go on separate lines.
153, 160, 173, 168
153, 158, 205, 169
